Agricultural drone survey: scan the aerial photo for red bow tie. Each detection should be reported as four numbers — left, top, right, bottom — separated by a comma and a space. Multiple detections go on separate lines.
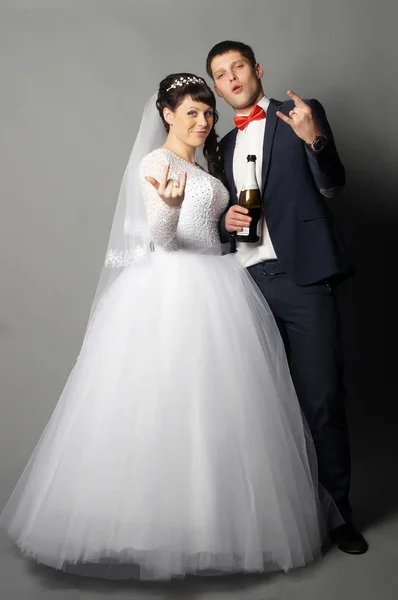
234, 104, 266, 130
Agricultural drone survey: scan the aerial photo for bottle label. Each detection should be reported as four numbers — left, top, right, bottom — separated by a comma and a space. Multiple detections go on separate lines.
240, 227, 250, 237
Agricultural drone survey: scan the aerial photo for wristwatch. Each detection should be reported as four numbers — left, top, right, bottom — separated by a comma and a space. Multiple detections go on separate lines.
305, 134, 328, 153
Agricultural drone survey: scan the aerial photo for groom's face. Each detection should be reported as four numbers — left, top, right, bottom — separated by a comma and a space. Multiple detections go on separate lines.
210, 51, 263, 113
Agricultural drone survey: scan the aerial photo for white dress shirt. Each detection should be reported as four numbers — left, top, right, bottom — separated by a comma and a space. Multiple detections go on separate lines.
233, 95, 277, 267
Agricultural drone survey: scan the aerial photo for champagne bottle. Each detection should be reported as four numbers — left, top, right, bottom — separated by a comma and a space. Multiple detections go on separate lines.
235, 155, 263, 243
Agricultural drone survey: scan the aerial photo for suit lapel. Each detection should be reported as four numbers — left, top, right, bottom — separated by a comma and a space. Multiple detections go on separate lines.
261, 98, 282, 197
223, 98, 282, 204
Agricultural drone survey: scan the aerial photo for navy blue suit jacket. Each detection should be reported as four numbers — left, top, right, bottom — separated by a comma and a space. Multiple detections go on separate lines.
219, 98, 355, 285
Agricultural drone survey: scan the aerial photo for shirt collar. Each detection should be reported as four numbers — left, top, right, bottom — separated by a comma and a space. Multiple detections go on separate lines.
235, 95, 271, 117
258, 95, 271, 113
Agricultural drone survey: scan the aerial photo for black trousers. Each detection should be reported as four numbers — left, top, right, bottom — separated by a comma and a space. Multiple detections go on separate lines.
248, 259, 352, 522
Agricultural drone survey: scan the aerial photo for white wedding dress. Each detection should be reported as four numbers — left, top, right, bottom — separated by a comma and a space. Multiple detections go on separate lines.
0, 148, 339, 580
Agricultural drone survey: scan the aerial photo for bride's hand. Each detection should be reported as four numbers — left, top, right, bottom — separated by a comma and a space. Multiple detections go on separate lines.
145, 164, 187, 208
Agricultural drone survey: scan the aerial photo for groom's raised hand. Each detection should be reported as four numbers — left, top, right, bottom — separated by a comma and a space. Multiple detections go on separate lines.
276, 90, 322, 146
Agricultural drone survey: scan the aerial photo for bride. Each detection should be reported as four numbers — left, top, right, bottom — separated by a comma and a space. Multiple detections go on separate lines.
0, 73, 342, 581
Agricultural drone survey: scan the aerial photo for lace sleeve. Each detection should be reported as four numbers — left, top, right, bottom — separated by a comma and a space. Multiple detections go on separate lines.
140, 151, 181, 248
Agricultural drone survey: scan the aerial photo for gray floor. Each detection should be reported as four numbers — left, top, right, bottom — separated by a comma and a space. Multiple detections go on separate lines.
0, 514, 397, 600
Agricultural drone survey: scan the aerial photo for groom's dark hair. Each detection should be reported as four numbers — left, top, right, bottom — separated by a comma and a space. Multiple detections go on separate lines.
206, 41, 257, 79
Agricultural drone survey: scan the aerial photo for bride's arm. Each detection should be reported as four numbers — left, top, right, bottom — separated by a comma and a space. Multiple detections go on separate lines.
140, 156, 185, 248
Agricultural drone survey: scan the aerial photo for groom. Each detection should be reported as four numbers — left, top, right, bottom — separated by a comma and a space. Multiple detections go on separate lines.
206, 40, 368, 554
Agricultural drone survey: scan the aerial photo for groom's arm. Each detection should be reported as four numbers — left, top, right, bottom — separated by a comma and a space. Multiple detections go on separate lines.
277, 94, 345, 198
217, 135, 252, 244
218, 138, 233, 243
304, 99, 346, 198
219, 209, 232, 243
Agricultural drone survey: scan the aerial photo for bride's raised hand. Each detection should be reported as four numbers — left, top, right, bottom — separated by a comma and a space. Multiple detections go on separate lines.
145, 164, 187, 208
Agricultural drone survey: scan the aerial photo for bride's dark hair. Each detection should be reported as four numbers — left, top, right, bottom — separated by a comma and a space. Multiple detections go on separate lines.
156, 73, 223, 179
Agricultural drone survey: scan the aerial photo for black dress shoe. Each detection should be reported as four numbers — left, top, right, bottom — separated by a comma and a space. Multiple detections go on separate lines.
330, 523, 369, 554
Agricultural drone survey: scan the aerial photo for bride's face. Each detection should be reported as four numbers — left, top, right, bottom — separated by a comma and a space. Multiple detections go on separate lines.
164, 95, 214, 148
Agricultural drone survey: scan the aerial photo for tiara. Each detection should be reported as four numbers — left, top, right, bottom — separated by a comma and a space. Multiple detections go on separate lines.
166, 76, 205, 92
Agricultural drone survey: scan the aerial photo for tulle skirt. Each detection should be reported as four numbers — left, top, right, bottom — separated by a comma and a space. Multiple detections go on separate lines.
0, 249, 341, 580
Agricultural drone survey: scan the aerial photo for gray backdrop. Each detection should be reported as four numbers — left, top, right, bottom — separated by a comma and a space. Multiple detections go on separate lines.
1, 0, 397, 527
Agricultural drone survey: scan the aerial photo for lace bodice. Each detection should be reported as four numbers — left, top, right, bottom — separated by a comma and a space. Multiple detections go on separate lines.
140, 148, 229, 253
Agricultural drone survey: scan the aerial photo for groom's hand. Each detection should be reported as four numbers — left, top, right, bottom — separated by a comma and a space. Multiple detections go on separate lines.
225, 205, 252, 233
276, 90, 322, 145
